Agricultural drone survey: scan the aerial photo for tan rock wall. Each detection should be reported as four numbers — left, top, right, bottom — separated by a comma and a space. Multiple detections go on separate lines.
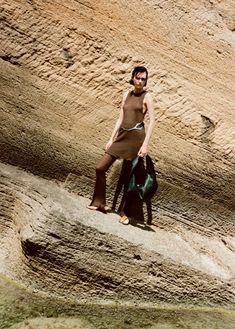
0, 0, 235, 306
1, 0, 234, 203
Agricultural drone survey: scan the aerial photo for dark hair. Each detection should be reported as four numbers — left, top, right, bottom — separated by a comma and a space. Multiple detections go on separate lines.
129, 66, 148, 86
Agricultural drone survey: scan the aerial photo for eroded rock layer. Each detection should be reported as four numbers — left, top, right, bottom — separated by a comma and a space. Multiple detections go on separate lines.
1, 163, 235, 306
0, 0, 235, 306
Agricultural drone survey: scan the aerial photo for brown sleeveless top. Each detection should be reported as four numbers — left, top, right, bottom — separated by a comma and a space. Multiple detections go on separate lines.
106, 90, 147, 160
121, 90, 147, 129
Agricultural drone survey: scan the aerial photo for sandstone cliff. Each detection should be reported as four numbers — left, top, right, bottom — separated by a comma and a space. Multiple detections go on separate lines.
0, 0, 235, 307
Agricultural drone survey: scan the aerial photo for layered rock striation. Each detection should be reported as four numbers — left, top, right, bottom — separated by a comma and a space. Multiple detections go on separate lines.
0, 0, 235, 306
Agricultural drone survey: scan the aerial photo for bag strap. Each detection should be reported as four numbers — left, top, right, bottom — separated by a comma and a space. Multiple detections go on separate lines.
130, 155, 155, 177
145, 155, 155, 176
129, 156, 140, 178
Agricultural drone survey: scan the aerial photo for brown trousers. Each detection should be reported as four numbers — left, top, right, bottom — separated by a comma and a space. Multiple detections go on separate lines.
89, 153, 116, 211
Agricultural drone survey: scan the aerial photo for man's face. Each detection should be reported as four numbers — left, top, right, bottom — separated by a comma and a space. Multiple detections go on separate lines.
133, 72, 147, 89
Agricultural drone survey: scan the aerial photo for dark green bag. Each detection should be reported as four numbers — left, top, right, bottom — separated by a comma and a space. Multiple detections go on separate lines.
127, 155, 158, 201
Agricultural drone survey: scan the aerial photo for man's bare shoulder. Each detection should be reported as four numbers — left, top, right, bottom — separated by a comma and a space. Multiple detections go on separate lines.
144, 91, 153, 104
121, 90, 129, 102
123, 90, 129, 97
144, 91, 153, 100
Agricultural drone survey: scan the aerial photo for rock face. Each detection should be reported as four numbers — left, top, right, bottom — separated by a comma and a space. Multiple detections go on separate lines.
1, 162, 235, 307
0, 0, 235, 307
9, 318, 95, 329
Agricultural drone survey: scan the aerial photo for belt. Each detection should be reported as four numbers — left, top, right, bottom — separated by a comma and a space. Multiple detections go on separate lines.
121, 122, 144, 131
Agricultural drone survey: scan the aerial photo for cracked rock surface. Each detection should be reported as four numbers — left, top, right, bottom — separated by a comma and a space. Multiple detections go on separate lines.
0, 163, 234, 306
0, 0, 235, 309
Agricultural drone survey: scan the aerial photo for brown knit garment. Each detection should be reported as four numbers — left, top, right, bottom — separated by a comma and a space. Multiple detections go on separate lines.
107, 90, 147, 160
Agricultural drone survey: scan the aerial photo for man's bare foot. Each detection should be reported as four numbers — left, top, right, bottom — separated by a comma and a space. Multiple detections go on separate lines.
119, 215, 129, 225
87, 205, 110, 213
87, 205, 98, 210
